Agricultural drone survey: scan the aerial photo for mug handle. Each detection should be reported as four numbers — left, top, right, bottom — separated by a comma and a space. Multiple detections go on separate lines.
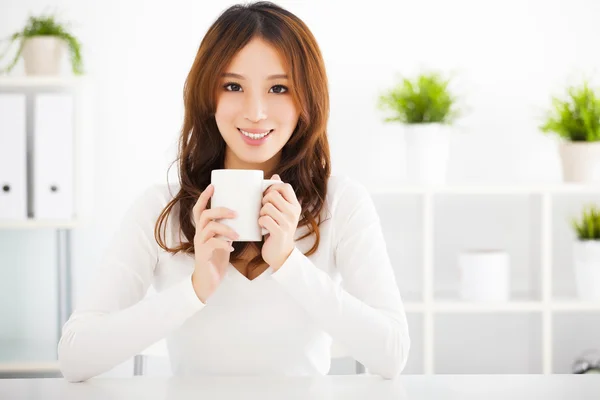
260, 179, 280, 235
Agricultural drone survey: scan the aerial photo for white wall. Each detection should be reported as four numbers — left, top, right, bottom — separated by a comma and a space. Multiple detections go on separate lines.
1, 0, 599, 375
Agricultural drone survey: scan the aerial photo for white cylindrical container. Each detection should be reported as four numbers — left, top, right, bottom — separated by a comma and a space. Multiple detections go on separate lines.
21, 36, 66, 76
403, 123, 450, 185
573, 240, 600, 301
458, 250, 510, 302
559, 141, 600, 183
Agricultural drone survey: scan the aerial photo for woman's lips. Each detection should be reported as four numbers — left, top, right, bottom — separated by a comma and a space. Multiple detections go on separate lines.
238, 128, 273, 134
238, 128, 273, 146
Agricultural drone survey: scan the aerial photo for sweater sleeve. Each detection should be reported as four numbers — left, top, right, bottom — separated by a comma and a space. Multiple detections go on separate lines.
57, 185, 205, 382
271, 179, 410, 379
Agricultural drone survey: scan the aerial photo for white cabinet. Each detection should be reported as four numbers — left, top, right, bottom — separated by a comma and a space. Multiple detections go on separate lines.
370, 184, 600, 374
0, 77, 86, 378
0, 93, 27, 220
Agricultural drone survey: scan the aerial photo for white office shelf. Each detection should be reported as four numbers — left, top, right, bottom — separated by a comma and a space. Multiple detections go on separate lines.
404, 300, 600, 313
368, 183, 600, 376
0, 361, 59, 374
433, 300, 544, 313
0, 219, 80, 229
0, 79, 87, 378
368, 183, 600, 195
550, 300, 600, 312
0, 76, 85, 88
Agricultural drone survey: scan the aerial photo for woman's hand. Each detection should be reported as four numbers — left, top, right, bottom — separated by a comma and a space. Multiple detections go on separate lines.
191, 184, 239, 303
259, 174, 301, 270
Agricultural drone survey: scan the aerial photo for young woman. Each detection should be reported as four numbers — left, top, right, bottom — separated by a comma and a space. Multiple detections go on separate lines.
58, 1, 410, 382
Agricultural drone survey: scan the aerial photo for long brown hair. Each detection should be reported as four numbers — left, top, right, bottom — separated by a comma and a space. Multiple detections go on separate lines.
154, 2, 331, 271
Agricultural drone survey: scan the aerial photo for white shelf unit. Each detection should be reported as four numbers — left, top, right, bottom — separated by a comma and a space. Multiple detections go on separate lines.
0, 219, 80, 229
0, 361, 60, 378
368, 183, 600, 375
0, 76, 86, 378
0, 76, 85, 88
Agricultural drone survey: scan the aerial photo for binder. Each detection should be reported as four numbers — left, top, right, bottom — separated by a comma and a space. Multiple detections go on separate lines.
33, 93, 74, 219
0, 93, 27, 220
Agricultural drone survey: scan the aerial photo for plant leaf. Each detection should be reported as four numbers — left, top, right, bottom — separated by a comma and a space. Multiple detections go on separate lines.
378, 71, 461, 125
540, 80, 600, 142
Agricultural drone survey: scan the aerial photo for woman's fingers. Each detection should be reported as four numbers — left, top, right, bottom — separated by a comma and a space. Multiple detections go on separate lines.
197, 207, 237, 232
192, 185, 214, 225
198, 220, 239, 243
205, 237, 234, 252
195, 237, 234, 263
192, 185, 237, 231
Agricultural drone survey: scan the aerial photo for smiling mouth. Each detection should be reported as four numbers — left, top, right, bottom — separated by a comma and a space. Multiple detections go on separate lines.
238, 128, 273, 140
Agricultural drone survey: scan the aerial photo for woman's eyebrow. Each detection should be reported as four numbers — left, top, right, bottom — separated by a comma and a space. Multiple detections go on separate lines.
221, 72, 288, 80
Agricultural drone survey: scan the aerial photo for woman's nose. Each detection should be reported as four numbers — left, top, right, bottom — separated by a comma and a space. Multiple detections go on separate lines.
244, 95, 267, 122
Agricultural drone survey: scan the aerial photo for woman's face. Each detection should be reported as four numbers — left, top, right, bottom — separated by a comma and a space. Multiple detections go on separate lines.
215, 37, 300, 171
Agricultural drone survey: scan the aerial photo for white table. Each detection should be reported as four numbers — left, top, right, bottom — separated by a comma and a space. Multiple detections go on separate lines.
1, 374, 599, 399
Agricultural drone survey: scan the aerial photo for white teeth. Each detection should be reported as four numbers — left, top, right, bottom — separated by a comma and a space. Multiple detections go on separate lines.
240, 129, 271, 140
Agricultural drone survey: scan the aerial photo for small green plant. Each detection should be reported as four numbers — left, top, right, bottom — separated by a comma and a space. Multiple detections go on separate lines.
378, 71, 461, 124
540, 80, 600, 142
0, 13, 83, 75
571, 204, 600, 240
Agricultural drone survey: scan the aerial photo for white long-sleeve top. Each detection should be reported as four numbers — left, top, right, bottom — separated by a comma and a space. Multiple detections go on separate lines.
58, 175, 410, 382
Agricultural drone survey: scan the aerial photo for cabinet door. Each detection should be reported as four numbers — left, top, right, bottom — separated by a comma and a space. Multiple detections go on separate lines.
0, 230, 59, 365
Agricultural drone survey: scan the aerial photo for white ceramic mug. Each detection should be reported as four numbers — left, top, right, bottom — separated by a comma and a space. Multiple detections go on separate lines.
210, 169, 279, 242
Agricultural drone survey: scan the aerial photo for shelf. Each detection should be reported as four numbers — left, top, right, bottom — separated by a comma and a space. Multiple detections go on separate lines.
368, 183, 600, 195
434, 313, 542, 374
0, 361, 59, 374
403, 300, 600, 313
0, 75, 85, 88
551, 300, 600, 312
0, 339, 61, 377
405, 300, 544, 313
0, 219, 80, 229
0, 361, 61, 378
552, 313, 600, 373
434, 300, 543, 313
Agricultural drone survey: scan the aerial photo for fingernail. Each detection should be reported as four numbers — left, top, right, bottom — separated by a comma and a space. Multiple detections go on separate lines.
229, 246, 235, 252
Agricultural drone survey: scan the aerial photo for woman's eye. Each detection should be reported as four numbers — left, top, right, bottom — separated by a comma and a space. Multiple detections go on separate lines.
224, 83, 242, 92
223, 83, 287, 94
270, 85, 288, 94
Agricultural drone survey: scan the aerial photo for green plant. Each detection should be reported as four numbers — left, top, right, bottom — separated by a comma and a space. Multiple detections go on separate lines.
571, 204, 600, 240
378, 71, 461, 124
540, 80, 600, 142
0, 13, 83, 75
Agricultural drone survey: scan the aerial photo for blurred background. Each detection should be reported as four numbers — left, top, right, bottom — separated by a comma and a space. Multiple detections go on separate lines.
1, 0, 600, 379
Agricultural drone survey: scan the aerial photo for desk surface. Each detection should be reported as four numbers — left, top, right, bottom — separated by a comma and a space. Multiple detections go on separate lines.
1, 374, 599, 400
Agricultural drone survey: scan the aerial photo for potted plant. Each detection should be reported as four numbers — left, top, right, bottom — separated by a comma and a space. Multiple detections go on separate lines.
378, 71, 462, 185
540, 80, 600, 183
0, 13, 83, 76
570, 204, 600, 301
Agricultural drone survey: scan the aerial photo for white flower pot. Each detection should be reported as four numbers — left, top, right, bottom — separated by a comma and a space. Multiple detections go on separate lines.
458, 250, 510, 302
573, 240, 600, 301
21, 36, 66, 76
558, 141, 600, 183
403, 123, 450, 185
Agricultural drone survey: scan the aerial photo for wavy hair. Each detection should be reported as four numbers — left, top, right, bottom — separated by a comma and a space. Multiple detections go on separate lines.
154, 1, 331, 272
